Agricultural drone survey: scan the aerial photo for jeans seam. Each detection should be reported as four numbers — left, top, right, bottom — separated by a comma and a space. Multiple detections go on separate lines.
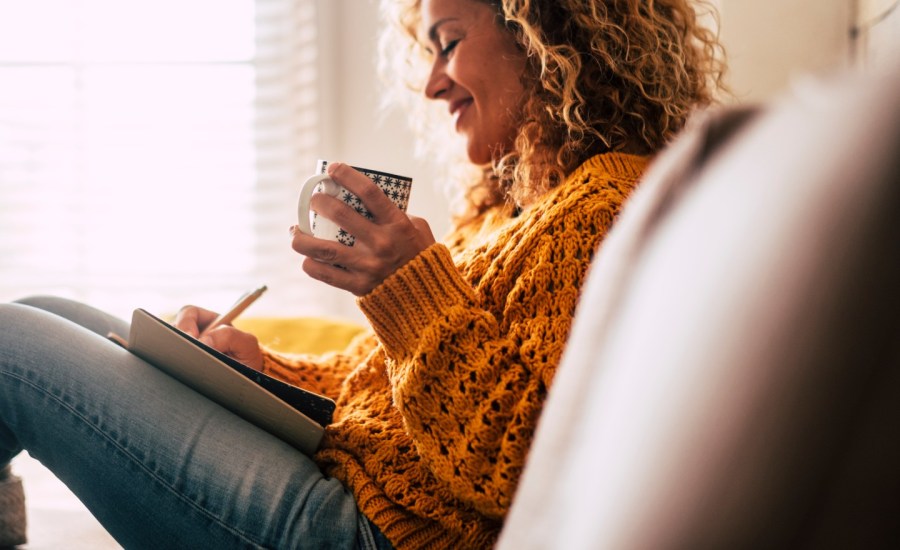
356, 512, 378, 550
3, 368, 273, 548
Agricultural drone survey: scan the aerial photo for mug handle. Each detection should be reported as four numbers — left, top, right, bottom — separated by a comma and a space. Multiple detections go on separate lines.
297, 174, 341, 236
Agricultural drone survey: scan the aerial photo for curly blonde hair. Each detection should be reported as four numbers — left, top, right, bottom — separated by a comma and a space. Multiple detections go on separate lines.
379, 0, 727, 221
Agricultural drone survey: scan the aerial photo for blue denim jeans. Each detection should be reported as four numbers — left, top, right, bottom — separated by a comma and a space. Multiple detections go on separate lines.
0, 297, 391, 549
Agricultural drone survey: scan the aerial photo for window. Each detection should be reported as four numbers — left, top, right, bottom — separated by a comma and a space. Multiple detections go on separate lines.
0, 0, 324, 318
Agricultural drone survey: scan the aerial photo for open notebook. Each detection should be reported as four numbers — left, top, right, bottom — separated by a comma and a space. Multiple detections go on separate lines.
123, 309, 335, 455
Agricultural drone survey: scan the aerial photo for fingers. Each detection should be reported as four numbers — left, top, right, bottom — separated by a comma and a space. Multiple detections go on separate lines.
290, 225, 347, 266
289, 162, 438, 296
408, 215, 435, 240
306, 196, 408, 263
292, 217, 436, 296
199, 325, 264, 371
290, 227, 377, 295
174, 307, 264, 371
301, 256, 375, 297
173, 305, 219, 338
308, 191, 376, 240
326, 163, 402, 222
305, 188, 433, 258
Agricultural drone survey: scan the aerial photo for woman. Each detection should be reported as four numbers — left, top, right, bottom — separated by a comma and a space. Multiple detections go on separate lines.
0, 0, 724, 548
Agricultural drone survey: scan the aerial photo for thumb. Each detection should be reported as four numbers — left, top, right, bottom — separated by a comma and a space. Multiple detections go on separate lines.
408, 215, 435, 240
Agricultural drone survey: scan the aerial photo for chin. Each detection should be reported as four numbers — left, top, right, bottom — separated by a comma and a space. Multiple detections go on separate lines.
465, 142, 493, 166
465, 134, 515, 166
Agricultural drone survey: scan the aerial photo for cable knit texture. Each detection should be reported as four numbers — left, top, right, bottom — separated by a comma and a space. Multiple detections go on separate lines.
261, 153, 647, 549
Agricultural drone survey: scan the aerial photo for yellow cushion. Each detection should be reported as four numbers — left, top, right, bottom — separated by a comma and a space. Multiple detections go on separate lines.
233, 317, 367, 355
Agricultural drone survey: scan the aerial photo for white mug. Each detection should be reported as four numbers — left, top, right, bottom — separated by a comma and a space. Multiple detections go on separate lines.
297, 161, 413, 246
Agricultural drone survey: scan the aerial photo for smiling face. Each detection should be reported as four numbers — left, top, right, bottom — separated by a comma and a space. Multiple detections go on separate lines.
419, 0, 527, 165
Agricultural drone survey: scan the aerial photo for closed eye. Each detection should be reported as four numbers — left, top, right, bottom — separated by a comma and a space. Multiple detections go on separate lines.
440, 39, 460, 57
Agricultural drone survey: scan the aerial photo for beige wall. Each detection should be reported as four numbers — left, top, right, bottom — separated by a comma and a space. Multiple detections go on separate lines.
718, 0, 853, 102
855, 0, 900, 72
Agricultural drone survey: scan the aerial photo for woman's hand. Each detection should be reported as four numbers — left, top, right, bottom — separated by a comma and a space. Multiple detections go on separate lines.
173, 305, 264, 371
291, 163, 436, 296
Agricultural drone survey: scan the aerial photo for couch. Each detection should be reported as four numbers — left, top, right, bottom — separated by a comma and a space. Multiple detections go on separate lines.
498, 65, 900, 549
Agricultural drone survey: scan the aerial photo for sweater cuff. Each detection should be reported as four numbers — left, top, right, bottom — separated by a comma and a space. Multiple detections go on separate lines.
259, 347, 290, 378
358, 243, 475, 360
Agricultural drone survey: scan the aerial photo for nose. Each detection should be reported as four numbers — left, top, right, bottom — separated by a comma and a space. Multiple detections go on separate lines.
424, 58, 451, 101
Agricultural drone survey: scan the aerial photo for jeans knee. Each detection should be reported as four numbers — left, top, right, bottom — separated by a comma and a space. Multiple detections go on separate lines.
13, 295, 70, 311
0, 303, 31, 328
0, 302, 76, 353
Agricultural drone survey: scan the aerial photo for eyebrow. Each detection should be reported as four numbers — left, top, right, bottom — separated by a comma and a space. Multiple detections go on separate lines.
427, 17, 460, 43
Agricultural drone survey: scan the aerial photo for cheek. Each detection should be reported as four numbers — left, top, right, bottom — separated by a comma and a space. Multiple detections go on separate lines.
484, 51, 526, 116
491, 73, 526, 134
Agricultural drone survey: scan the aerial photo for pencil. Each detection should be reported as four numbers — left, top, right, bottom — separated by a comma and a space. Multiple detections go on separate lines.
199, 285, 268, 337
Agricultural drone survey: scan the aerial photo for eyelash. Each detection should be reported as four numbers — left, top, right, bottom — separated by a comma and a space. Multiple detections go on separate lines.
439, 39, 459, 57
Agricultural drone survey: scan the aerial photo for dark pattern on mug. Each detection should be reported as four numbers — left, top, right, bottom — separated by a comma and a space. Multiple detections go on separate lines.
312, 170, 412, 246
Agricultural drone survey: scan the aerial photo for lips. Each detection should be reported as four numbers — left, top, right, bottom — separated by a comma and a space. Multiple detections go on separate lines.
449, 98, 473, 129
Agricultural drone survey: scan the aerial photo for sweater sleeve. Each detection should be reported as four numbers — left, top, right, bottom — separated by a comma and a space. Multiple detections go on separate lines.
357, 180, 629, 519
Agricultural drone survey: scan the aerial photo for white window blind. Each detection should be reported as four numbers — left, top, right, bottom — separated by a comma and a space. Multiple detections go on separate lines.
0, 0, 325, 318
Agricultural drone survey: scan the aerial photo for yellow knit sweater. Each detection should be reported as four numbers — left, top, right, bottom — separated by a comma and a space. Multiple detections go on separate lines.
261, 153, 647, 549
